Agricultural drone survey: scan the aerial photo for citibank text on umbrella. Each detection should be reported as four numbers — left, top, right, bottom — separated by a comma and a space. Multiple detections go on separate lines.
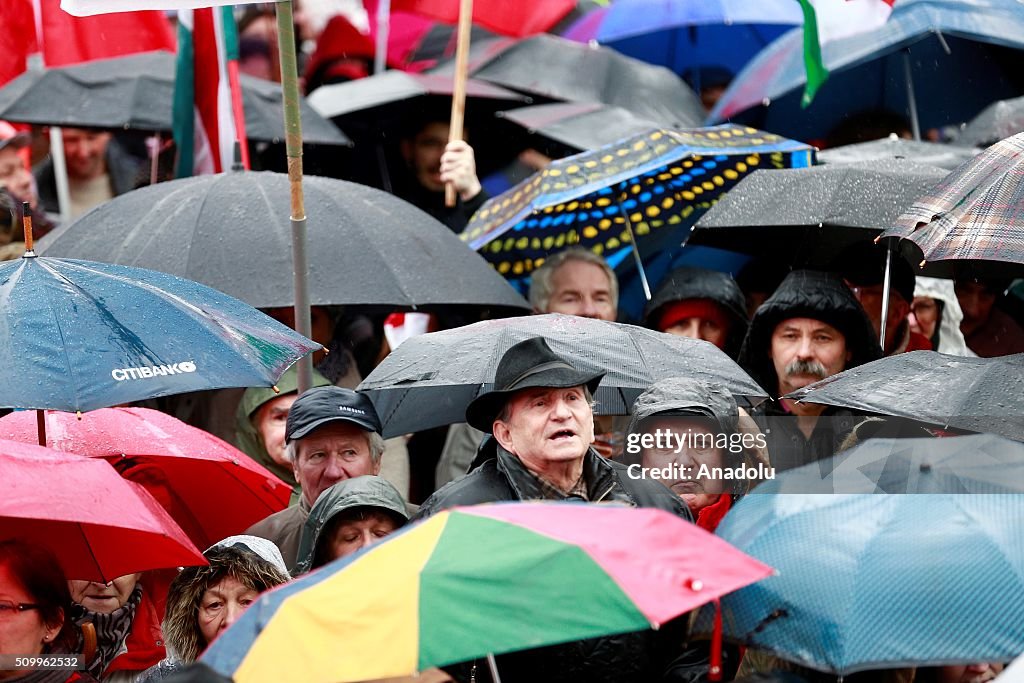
624, 428, 767, 455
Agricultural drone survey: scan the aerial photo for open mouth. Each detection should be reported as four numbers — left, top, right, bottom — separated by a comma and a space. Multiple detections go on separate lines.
548, 429, 577, 441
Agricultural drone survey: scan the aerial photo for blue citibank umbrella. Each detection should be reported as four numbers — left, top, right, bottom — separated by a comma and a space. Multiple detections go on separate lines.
694, 493, 1024, 674
0, 251, 320, 412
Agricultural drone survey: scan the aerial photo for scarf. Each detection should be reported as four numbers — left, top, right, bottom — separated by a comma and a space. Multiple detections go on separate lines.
72, 584, 142, 678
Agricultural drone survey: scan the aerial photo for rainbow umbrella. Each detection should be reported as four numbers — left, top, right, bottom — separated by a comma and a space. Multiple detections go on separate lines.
201, 502, 773, 683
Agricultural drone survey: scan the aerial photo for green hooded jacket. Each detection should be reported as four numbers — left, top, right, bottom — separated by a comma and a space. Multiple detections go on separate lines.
235, 364, 332, 498
294, 475, 409, 575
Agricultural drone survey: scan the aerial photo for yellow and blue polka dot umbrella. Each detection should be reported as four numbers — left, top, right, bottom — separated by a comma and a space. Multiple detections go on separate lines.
462, 125, 813, 281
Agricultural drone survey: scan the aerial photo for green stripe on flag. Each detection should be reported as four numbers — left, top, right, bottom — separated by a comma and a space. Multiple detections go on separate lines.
797, 0, 829, 108
221, 5, 239, 61
417, 513, 649, 669
172, 16, 195, 178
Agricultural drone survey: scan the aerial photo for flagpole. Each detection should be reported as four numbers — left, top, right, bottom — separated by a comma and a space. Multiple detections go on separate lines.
374, 0, 391, 74
275, 0, 313, 393
444, 0, 473, 208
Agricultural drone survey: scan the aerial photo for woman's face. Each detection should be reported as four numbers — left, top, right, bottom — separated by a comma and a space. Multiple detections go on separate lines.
197, 576, 258, 649
0, 564, 61, 665
909, 296, 940, 340
68, 573, 140, 614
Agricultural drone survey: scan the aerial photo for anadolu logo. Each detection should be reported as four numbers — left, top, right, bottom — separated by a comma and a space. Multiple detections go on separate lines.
111, 361, 197, 381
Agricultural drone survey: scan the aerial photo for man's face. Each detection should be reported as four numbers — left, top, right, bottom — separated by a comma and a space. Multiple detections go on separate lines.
326, 510, 400, 562
493, 386, 596, 471
0, 146, 35, 207
639, 416, 726, 514
770, 318, 851, 395
544, 260, 617, 321
61, 128, 110, 181
253, 394, 298, 466
847, 282, 908, 348
293, 422, 380, 508
955, 281, 997, 327
404, 122, 449, 192
664, 314, 728, 349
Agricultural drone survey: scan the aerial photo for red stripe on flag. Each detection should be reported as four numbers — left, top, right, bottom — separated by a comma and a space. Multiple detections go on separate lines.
192, 7, 223, 172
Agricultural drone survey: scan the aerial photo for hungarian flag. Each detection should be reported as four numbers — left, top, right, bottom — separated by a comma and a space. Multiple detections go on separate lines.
797, 0, 896, 106
388, 0, 576, 37
173, 6, 247, 176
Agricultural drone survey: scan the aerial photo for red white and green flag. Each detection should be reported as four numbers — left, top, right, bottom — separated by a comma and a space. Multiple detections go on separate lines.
796, 0, 896, 106
172, 5, 248, 176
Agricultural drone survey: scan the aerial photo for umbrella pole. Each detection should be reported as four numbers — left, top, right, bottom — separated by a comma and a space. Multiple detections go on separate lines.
149, 131, 160, 185
486, 653, 502, 683
879, 245, 893, 352
374, 0, 391, 74
444, 0, 473, 208
902, 51, 921, 141
618, 200, 652, 300
275, 0, 314, 392
35, 410, 46, 447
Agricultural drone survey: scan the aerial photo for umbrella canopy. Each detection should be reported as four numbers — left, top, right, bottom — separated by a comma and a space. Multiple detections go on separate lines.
201, 502, 773, 682
0, 253, 319, 412
359, 313, 767, 437
817, 135, 981, 171
38, 170, 530, 312
495, 102, 662, 154
688, 159, 947, 265
708, 0, 1024, 142
561, 0, 801, 81
0, 438, 205, 582
461, 125, 813, 282
0, 51, 349, 146
466, 34, 706, 128
957, 94, 1024, 147
760, 433, 1024, 494
0, 407, 291, 549
692, 492, 1024, 674
787, 351, 1024, 442
882, 131, 1024, 277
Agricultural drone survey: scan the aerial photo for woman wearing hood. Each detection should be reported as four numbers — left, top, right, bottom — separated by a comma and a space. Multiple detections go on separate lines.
909, 277, 977, 357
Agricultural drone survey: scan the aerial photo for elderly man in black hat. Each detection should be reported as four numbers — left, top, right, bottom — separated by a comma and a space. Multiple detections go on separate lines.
416, 337, 690, 517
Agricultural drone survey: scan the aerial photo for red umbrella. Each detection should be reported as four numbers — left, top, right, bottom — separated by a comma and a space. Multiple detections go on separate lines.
0, 439, 204, 582
389, 0, 575, 37
0, 408, 291, 549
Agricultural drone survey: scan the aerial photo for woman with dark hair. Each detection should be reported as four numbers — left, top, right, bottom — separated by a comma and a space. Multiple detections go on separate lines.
0, 540, 97, 682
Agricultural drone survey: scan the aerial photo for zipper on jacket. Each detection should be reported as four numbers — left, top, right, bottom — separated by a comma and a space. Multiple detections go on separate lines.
595, 483, 616, 502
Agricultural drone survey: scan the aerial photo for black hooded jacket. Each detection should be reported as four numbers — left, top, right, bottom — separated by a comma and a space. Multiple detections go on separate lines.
644, 267, 750, 359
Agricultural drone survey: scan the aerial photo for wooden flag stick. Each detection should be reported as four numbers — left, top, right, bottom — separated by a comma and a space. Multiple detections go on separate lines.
445, 0, 474, 208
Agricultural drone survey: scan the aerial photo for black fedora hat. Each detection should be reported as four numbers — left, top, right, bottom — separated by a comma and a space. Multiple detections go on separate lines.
465, 337, 605, 433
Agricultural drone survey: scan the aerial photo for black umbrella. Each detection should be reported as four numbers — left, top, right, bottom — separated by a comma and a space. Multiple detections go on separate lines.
37, 170, 529, 312
358, 313, 767, 438
463, 34, 705, 128
495, 101, 661, 154
687, 159, 947, 265
0, 51, 349, 146
817, 135, 981, 171
956, 94, 1024, 148
767, 433, 1024, 494
787, 350, 1024, 442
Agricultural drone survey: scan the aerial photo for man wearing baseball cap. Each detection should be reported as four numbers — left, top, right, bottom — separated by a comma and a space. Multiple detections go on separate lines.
244, 386, 387, 570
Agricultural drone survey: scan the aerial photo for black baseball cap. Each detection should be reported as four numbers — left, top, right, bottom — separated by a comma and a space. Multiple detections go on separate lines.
285, 386, 382, 442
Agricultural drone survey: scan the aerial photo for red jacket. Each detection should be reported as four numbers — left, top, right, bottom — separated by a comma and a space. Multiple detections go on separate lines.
103, 572, 172, 677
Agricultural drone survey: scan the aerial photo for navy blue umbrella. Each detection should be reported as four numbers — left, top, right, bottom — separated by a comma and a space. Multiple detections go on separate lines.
0, 252, 319, 412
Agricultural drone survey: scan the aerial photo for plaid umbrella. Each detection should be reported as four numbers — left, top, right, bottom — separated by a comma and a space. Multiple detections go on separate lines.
882, 131, 1024, 277
461, 125, 813, 286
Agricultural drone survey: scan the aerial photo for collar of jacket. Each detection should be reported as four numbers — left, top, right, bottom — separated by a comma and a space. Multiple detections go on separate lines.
493, 445, 625, 504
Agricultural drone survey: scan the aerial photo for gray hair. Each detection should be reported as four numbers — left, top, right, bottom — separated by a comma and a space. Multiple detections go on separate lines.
528, 248, 619, 313
495, 386, 596, 425
284, 430, 386, 464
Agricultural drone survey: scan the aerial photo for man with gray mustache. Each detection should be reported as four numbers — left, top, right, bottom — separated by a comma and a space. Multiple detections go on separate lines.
738, 270, 882, 471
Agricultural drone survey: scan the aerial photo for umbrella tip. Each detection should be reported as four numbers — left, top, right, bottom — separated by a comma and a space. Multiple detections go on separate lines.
21, 202, 37, 257
272, 385, 280, 394
321, 346, 330, 356
76, 411, 82, 420
919, 259, 927, 269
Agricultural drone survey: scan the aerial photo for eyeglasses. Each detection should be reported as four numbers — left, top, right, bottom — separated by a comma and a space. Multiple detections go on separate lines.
910, 300, 939, 320
0, 600, 41, 617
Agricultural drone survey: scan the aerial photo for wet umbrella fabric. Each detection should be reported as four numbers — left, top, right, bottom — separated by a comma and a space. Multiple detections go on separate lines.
0, 407, 291, 549
39, 171, 529, 311
467, 34, 706, 128
0, 438, 205, 582
883, 131, 1024, 277
0, 254, 319, 412
707, 0, 1024, 142
692, 493, 1024, 674
495, 102, 662, 154
759, 433, 1024, 494
358, 313, 767, 438
817, 136, 981, 171
786, 351, 1024, 442
689, 159, 947, 265
201, 503, 773, 683
957, 94, 1024, 148
0, 51, 349, 146
461, 126, 812, 281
